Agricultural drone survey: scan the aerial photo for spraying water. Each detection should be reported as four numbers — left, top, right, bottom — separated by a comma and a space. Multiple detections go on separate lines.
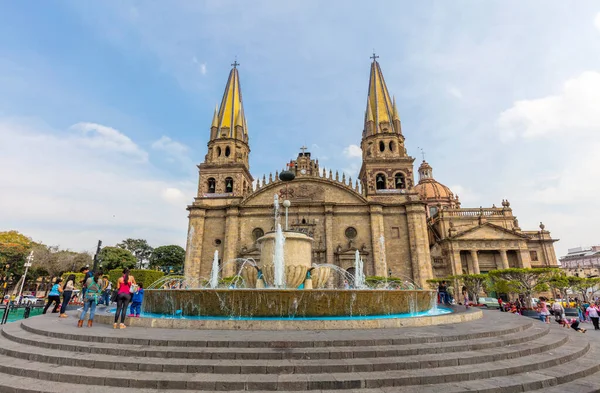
354, 250, 365, 289
379, 234, 387, 275
273, 223, 286, 288
210, 250, 219, 289
273, 194, 280, 227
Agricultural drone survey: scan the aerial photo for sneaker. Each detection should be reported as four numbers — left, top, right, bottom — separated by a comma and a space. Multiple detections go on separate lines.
119, 323, 126, 329
127, 314, 135, 317
113, 323, 118, 329
135, 315, 140, 318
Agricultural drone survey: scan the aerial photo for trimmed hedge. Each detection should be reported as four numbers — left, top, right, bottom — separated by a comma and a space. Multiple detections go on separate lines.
60, 272, 87, 289
108, 269, 164, 288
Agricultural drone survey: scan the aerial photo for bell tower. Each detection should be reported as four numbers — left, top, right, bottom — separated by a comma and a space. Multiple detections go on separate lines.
198, 61, 253, 198
358, 54, 415, 198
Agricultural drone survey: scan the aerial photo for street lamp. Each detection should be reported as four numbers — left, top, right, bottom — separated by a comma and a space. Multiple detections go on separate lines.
17, 252, 33, 303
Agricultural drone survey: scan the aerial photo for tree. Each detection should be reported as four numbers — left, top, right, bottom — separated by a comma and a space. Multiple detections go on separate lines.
97, 247, 136, 271
452, 274, 488, 305
489, 268, 558, 308
149, 245, 185, 272
117, 239, 153, 269
570, 277, 600, 303
0, 231, 33, 289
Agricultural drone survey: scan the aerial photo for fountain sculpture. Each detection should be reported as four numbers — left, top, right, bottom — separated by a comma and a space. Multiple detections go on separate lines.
143, 170, 438, 319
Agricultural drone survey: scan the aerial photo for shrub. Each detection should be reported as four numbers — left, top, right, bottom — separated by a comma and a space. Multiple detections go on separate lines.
60, 272, 86, 289
108, 269, 164, 288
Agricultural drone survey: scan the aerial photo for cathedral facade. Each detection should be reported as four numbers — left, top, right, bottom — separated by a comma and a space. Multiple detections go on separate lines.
184, 58, 559, 287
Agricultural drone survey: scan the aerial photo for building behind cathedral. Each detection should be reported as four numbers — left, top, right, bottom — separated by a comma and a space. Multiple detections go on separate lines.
184, 58, 559, 287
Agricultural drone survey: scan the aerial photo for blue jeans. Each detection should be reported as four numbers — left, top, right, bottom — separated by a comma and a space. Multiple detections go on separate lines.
80, 299, 97, 320
130, 302, 142, 316
101, 290, 110, 306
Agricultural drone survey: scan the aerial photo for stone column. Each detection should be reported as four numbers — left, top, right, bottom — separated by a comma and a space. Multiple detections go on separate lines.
324, 204, 335, 266
451, 248, 462, 276
406, 202, 433, 287
184, 209, 206, 279
222, 207, 240, 277
369, 204, 386, 277
470, 250, 481, 274
499, 249, 509, 269
518, 249, 532, 268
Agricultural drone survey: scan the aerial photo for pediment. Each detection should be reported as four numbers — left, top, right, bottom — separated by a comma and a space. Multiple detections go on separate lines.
451, 223, 530, 241
242, 178, 367, 206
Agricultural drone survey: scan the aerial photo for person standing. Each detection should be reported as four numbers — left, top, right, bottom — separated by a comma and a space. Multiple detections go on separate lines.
438, 281, 448, 305
100, 275, 111, 306
586, 303, 600, 330
59, 274, 75, 318
129, 283, 144, 317
43, 278, 63, 314
538, 297, 551, 324
77, 272, 103, 328
79, 266, 92, 300
113, 268, 136, 329
462, 286, 469, 309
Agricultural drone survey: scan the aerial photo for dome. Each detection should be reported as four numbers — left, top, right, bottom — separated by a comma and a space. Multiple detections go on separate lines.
414, 179, 454, 201
413, 160, 455, 204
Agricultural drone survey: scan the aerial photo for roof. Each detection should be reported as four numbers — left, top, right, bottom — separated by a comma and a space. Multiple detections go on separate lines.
211, 65, 247, 141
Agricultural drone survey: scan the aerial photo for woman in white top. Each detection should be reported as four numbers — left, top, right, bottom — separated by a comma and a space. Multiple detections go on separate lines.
587, 304, 600, 330
59, 274, 76, 318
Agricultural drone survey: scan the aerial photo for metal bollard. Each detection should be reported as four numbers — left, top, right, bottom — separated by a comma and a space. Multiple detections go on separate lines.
0, 306, 9, 325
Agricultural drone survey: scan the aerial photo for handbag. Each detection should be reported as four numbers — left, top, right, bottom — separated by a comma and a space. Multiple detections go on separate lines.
129, 283, 139, 294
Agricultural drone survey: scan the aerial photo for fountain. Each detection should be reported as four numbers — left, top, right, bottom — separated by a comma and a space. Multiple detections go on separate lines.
141, 170, 444, 322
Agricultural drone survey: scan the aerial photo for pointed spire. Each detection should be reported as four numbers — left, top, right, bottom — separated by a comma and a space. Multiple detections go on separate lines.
335, 171, 339, 181
211, 104, 219, 128
365, 55, 398, 134
262, 175, 266, 187
212, 63, 247, 141
342, 173, 346, 184
329, 170, 332, 180
322, 168, 326, 178
392, 96, 400, 121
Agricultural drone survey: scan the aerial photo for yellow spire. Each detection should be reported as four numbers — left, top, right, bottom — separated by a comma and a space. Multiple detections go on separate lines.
365, 54, 397, 134
212, 62, 247, 141
211, 104, 219, 128
392, 96, 400, 121
365, 98, 374, 123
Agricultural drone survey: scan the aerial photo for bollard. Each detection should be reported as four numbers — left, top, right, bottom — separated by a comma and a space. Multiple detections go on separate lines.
0, 307, 9, 325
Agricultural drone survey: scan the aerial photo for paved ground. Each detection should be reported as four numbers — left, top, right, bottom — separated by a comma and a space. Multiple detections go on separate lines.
0, 308, 599, 392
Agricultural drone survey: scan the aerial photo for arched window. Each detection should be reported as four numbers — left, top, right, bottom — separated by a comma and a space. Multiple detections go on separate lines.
216, 146, 222, 157
379, 141, 385, 152
207, 178, 216, 193
225, 177, 234, 193
376, 173, 386, 190
394, 173, 406, 189
225, 146, 231, 157
389, 141, 395, 152
252, 228, 264, 241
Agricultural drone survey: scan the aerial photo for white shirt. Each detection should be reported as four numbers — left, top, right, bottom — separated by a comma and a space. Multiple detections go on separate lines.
588, 306, 599, 318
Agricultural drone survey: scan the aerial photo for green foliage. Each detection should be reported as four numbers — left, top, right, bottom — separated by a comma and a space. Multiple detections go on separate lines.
488, 267, 559, 307
98, 247, 136, 271
451, 274, 489, 303
0, 231, 33, 280
107, 269, 164, 289
60, 272, 87, 290
149, 245, 185, 272
117, 239, 153, 268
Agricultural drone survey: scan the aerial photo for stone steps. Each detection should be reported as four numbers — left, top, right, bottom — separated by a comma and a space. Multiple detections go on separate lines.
0, 325, 566, 374
0, 332, 590, 390
0, 311, 597, 392
1, 319, 550, 360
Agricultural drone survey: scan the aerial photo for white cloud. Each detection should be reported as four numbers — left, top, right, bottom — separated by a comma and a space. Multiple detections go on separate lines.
342, 144, 362, 159
192, 56, 207, 75
0, 118, 194, 252
497, 71, 600, 140
71, 122, 148, 161
448, 185, 481, 206
152, 135, 190, 158
595, 12, 600, 31
447, 86, 463, 99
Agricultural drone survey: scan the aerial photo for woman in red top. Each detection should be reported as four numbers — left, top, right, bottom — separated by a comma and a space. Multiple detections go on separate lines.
113, 268, 136, 329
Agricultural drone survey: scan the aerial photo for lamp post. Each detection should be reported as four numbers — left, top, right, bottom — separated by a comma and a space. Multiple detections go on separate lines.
17, 252, 33, 303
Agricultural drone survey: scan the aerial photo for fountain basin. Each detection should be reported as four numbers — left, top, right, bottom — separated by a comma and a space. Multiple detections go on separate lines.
143, 289, 435, 318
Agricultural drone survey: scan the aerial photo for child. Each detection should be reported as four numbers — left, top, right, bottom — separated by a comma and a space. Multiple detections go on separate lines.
129, 283, 144, 318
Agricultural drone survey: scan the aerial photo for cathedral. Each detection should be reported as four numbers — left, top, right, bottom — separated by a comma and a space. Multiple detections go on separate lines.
184, 57, 559, 287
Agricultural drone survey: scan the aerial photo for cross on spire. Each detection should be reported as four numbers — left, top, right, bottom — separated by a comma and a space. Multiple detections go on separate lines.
231, 59, 240, 68
300, 145, 308, 154
418, 147, 426, 162
370, 51, 379, 61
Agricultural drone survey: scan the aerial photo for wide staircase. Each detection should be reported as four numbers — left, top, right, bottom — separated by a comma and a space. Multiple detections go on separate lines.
0, 310, 599, 392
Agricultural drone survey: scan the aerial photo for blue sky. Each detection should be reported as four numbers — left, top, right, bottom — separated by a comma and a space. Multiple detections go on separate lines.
1, 1, 600, 257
